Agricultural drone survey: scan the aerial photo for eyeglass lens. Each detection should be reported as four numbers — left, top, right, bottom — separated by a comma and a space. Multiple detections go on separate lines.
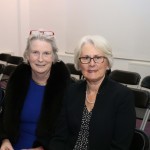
79, 56, 105, 64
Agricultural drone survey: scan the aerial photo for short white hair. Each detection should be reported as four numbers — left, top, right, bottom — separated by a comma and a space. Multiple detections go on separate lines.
74, 35, 113, 70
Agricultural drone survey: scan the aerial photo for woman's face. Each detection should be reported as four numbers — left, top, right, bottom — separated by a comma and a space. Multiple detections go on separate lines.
79, 43, 109, 83
27, 40, 54, 75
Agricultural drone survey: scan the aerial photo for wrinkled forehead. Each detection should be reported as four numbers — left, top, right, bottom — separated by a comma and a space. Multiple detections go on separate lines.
80, 42, 104, 56
29, 39, 53, 51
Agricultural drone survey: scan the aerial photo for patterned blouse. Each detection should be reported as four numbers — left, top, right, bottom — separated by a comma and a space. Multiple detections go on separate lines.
73, 105, 92, 150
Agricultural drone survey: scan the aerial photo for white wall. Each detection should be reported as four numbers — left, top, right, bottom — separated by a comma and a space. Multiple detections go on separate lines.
29, 0, 67, 53
18, 0, 30, 56
0, 0, 66, 56
0, 0, 19, 55
0, 0, 150, 79
65, 0, 150, 62
1, 0, 150, 60
0, 0, 30, 56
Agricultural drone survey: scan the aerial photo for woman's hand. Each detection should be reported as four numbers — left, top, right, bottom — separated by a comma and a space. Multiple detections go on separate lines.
0, 139, 14, 150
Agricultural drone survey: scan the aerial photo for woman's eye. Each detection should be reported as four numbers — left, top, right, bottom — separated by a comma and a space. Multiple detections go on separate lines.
95, 56, 101, 60
84, 57, 90, 60
44, 52, 52, 55
31, 51, 38, 54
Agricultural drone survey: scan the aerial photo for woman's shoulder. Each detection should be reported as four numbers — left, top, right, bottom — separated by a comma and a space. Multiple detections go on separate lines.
67, 79, 85, 91
13, 63, 30, 74
9, 63, 31, 80
14, 63, 30, 72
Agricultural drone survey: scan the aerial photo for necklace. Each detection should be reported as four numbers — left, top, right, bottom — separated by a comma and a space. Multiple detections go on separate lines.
86, 91, 95, 104
86, 85, 99, 104
33, 79, 47, 86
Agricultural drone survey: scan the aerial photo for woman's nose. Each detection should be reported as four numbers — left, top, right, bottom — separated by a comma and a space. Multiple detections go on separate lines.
38, 53, 44, 61
89, 58, 95, 66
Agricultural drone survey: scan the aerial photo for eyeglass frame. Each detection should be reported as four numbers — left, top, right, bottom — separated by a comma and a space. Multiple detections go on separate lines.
79, 56, 106, 64
29, 30, 55, 36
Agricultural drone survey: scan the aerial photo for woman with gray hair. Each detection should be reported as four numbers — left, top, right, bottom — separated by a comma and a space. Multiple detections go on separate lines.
49, 35, 136, 150
0, 30, 70, 150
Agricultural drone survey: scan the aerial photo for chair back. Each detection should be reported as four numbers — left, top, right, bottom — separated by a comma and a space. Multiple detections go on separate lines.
0, 53, 11, 64
0, 64, 5, 74
109, 69, 141, 87
0, 65, 17, 90
2, 65, 16, 76
66, 63, 83, 79
0, 64, 5, 80
141, 76, 150, 90
130, 88, 150, 134
130, 129, 149, 150
7, 56, 24, 65
131, 88, 150, 109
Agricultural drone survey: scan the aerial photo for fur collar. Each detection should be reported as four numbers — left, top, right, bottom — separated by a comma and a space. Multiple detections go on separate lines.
2, 61, 70, 142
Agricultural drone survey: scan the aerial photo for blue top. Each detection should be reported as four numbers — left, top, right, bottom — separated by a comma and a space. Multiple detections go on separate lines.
14, 79, 45, 150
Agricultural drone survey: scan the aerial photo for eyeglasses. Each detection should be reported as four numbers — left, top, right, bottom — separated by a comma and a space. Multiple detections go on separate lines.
29, 30, 54, 37
79, 56, 106, 64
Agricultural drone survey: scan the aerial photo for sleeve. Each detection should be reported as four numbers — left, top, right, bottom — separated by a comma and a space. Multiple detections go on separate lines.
32, 96, 70, 150
111, 88, 136, 150
32, 102, 69, 150
48, 84, 73, 150
49, 100, 69, 150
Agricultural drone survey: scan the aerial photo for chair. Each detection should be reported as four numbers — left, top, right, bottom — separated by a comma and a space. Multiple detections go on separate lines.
6, 55, 24, 66
141, 76, 150, 90
66, 63, 83, 79
0, 64, 5, 80
0, 65, 17, 90
130, 128, 150, 150
130, 88, 150, 135
109, 69, 141, 87
0, 64, 5, 74
0, 53, 11, 64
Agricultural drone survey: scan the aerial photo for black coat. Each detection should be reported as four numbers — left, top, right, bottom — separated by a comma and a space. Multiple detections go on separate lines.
50, 77, 136, 150
0, 61, 70, 149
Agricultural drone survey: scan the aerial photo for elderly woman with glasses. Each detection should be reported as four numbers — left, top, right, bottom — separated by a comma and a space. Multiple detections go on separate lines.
49, 35, 136, 150
0, 30, 70, 150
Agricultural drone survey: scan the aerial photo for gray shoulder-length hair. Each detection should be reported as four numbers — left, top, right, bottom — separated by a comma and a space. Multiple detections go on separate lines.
74, 35, 113, 70
24, 34, 59, 63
